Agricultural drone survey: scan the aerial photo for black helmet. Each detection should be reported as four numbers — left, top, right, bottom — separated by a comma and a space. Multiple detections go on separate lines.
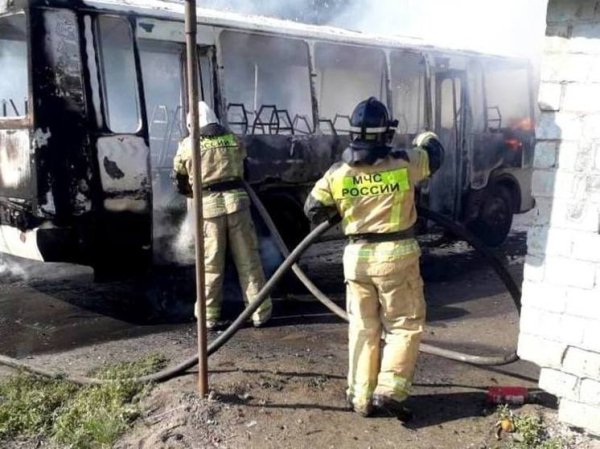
349, 97, 397, 152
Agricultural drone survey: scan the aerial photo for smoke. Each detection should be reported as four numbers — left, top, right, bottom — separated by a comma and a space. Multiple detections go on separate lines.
195, 0, 548, 59
329, 0, 548, 59
0, 255, 26, 283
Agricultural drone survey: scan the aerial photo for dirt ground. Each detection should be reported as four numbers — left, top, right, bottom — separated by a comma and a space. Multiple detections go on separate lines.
1, 216, 599, 448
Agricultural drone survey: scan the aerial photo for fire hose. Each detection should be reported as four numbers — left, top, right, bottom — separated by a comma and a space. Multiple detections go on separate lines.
0, 183, 521, 385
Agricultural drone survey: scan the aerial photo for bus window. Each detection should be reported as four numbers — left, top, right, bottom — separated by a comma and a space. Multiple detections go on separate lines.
484, 64, 531, 133
139, 40, 184, 168
0, 14, 28, 119
315, 43, 386, 134
391, 52, 426, 146
220, 31, 312, 135
97, 16, 140, 134
467, 61, 486, 133
440, 77, 461, 130
199, 48, 214, 110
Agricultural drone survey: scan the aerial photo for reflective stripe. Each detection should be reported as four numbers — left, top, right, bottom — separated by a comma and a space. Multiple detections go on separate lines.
200, 134, 238, 150
331, 168, 410, 200
347, 383, 376, 405
390, 188, 404, 227
420, 150, 431, 179
349, 125, 389, 133
206, 305, 220, 320
376, 373, 411, 402
346, 239, 420, 263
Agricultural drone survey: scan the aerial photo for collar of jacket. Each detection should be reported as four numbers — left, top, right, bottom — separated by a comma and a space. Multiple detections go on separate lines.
199, 123, 229, 137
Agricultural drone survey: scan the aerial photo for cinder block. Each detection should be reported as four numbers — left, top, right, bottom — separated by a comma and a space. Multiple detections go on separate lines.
544, 23, 570, 55
523, 256, 546, 283
580, 379, 600, 406
557, 141, 583, 171
534, 141, 559, 168
556, 112, 585, 140
555, 171, 587, 200
566, 287, 600, 319
570, 24, 600, 54
591, 57, 600, 83
583, 325, 600, 352
538, 83, 563, 111
526, 313, 589, 347
563, 347, 600, 379
540, 54, 566, 82
583, 114, 600, 140
531, 169, 557, 198
529, 199, 552, 226
547, 228, 574, 256
560, 315, 589, 345
526, 226, 549, 257
559, 399, 600, 436
544, 256, 597, 289
588, 175, 600, 203
562, 85, 600, 112
538, 54, 597, 83
527, 226, 573, 258
536, 112, 584, 141
571, 232, 600, 262
519, 307, 563, 340
539, 368, 579, 399
517, 333, 567, 368
522, 281, 568, 313
550, 199, 600, 232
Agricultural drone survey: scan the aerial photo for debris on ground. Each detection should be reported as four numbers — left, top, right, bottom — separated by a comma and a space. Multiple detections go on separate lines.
493, 405, 582, 449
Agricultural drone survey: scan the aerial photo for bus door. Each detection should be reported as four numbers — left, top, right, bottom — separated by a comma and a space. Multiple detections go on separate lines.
429, 69, 467, 219
138, 37, 216, 263
84, 14, 153, 276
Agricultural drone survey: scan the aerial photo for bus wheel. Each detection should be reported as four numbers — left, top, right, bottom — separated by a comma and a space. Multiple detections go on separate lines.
470, 185, 514, 247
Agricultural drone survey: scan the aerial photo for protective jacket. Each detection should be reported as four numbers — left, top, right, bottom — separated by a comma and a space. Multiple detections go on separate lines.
305, 142, 440, 276
173, 123, 249, 218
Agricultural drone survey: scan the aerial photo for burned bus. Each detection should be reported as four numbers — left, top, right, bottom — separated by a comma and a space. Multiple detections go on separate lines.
0, 0, 535, 277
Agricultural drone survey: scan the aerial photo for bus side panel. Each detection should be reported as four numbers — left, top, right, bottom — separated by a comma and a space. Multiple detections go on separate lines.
30, 7, 93, 221
23, 7, 94, 263
0, 129, 32, 201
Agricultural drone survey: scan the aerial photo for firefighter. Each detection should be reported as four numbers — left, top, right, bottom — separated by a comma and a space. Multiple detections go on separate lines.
173, 101, 272, 329
304, 97, 444, 417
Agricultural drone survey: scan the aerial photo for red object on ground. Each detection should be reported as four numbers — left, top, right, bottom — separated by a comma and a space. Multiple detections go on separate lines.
486, 386, 529, 404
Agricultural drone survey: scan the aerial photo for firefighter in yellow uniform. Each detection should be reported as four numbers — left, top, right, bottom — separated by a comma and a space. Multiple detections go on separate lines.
173, 101, 272, 329
304, 97, 444, 417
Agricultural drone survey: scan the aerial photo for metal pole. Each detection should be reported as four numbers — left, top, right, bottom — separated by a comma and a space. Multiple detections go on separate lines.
185, 0, 208, 397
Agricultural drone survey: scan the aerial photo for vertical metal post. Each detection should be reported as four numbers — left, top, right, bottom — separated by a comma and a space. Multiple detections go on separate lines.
185, 0, 208, 397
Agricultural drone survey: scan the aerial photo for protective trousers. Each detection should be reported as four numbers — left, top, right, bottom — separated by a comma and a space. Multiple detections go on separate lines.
197, 207, 272, 324
345, 251, 425, 408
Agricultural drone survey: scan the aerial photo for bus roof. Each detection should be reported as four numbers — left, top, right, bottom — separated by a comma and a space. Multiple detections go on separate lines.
86, 0, 527, 61
5, 0, 526, 63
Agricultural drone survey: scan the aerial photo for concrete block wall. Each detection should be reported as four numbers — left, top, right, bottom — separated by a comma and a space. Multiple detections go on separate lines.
518, 0, 600, 435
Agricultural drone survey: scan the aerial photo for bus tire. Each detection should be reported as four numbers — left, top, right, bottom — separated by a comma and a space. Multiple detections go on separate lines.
470, 185, 514, 247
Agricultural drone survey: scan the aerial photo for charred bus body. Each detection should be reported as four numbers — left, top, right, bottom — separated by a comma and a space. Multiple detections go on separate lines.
0, 0, 535, 277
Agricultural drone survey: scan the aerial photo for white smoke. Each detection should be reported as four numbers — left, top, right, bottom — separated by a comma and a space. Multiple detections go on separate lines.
172, 204, 196, 265
330, 0, 548, 59
196, 0, 548, 59
0, 255, 26, 282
